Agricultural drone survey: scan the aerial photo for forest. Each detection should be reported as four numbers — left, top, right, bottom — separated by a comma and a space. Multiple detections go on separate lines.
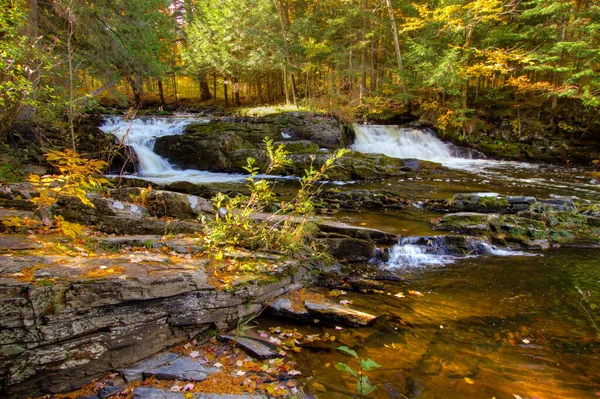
1, 1, 600, 399
2, 0, 599, 147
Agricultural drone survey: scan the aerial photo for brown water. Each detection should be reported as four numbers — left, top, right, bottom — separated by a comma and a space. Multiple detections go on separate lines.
258, 249, 600, 399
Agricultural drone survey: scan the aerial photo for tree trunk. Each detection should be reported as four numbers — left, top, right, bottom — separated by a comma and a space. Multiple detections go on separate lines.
158, 79, 166, 105
213, 72, 217, 105
233, 77, 241, 106
172, 72, 178, 103
16, 0, 39, 122
384, 0, 408, 104
273, 0, 296, 107
256, 77, 263, 103
224, 80, 229, 106
198, 73, 212, 101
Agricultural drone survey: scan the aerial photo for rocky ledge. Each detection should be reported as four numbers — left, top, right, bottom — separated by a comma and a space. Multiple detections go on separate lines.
150, 113, 446, 181
0, 242, 309, 398
427, 192, 600, 248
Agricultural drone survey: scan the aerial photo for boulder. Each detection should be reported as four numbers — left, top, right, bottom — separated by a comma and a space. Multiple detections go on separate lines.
320, 237, 376, 262
304, 300, 378, 327
316, 189, 410, 211
111, 188, 213, 219
219, 335, 280, 359
142, 357, 220, 381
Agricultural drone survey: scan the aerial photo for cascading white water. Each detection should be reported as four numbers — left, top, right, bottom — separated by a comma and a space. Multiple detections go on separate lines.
385, 236, 534, 268
99, 116, 247, 184
386, 237, 456, 268
352, 125, 455, 162
99, 116, 196, 175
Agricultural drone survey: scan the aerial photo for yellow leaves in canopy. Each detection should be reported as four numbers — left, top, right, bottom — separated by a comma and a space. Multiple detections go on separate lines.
29, 149, 109, 209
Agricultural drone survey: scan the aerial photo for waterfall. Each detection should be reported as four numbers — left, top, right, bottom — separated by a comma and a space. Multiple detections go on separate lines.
351, 125, 457, 162
99, 116, 245, 184
386, 237, 456, 268
385, 236, 534, 269
99, 116, 197, 175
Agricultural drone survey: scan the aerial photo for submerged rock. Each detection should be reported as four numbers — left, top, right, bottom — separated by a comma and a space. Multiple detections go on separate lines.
220, 335, 280, 359
142, 357, 220, 381
132, 387, 265, 399
119, 353, 181, 382
304, 300, 378, 327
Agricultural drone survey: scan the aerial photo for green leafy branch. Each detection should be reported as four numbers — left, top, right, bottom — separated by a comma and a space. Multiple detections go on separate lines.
336, 345, 382, 398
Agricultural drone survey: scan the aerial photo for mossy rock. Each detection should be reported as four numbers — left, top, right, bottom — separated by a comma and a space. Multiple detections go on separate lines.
275, 140, 320, 154
431, 212, 495, 234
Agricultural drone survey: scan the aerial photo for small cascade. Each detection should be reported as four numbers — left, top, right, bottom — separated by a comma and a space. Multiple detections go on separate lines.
386, 237, 456, 268
99, 116, 198, 175
385, 236, 533, 269
99, 116, 245, 184
352, 125, 464, 162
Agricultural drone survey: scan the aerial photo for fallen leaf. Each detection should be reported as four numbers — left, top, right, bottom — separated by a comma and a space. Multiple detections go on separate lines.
288, 370, 302, 376
464, 377, 474, 384
522, 339, 531, 344
408, 290, 423, 296
170, 385, 182, 392
189, 351, 200, 358
182, 383, 194, 392
394, 292, 405, 298
312, 382, 326, 392
235, 370, 246, 376
214, 362, 223, 368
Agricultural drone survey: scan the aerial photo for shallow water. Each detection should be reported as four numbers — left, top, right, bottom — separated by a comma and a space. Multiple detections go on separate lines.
98, 117, 600, 397
258, 249, 600, 399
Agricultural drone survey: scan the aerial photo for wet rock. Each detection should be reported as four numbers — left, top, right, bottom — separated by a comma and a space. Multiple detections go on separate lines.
132, 387, 265, 399
111, 188, 213, 219
275, 140, 320, 154
316, 189, 410, 211
118, 352, 181, 382
143, 357, 220, 381
304, 300, 378, 327
98, 385, 125, 398
320, 237, 376, 262
266, 297, 311, 321
0, 235, 44, 251
96, 235, 162, 249
220, 335, 280, 359
430, 212, 494, 234
95, 216, 204, 235
163, 182, 216, 198
0, 254, 308, 398
317, 220, 398, 244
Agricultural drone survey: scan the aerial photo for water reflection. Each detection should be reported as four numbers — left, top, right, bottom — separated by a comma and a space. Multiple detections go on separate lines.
259, 249, 600, 398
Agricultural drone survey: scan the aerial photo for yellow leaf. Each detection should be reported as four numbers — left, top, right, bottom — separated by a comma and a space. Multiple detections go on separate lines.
464, 377, 475, 384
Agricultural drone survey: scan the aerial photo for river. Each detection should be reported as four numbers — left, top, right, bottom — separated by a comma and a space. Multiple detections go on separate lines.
99, 116, 600, 398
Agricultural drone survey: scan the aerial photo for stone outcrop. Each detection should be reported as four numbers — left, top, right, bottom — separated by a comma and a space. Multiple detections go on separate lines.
150, 112, 446, 181
0, 250, 309, 398
429, 194, 600, 248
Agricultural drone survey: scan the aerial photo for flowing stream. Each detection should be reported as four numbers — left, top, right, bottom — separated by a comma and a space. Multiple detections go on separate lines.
99, 117, 600, 397
99, 116, 248, 184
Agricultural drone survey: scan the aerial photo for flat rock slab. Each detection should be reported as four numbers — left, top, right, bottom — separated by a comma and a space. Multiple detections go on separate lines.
267, 297, 311, 321
97, 235, 163, 248
143, 357, 220, 381
304, 300, 378, 327
0, 235, 44, 250
118, 352, 181, 382
98, 385, 126, 398
133, 387, 265, 399
220, 335, 280, 359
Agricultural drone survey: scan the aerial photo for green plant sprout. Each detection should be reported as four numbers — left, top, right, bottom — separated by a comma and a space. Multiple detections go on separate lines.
336, 345, 382, 398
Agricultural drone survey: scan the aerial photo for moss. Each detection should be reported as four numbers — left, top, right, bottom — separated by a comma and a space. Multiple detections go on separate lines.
479, 195, 510, 211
